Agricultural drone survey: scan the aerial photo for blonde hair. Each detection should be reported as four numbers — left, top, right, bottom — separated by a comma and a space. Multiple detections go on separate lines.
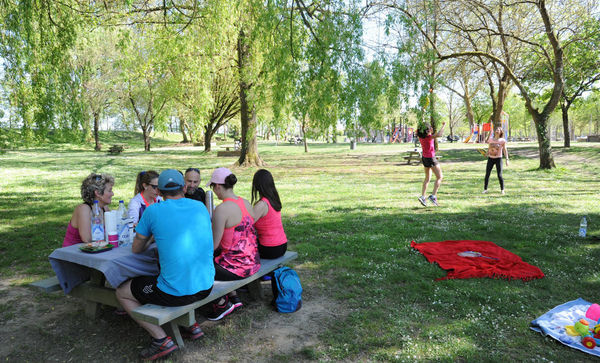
81, 173, 114, 205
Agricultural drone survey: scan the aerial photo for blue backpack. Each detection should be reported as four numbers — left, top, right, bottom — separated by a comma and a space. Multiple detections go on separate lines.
273, 267, 302, 313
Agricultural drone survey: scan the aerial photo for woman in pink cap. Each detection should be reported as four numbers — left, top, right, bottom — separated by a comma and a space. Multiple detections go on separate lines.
206, 167, 260, 321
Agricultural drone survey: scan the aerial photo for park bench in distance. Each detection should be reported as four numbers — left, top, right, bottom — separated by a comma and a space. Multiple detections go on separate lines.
31, 250, 298, 349
107, 144, 125, 155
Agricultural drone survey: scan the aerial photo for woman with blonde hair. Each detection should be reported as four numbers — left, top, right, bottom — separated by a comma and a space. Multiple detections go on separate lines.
62, 173, 114, 247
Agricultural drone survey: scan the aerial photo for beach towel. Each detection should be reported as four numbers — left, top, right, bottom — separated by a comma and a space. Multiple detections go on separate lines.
531, 298, 600, 357
411, 240, 544, 281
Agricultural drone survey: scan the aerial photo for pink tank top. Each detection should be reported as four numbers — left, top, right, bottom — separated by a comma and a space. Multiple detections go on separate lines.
215, 197, 260, 278
254, 198, 287, 247
63, 222, 83, 247
419, 136, 435, 158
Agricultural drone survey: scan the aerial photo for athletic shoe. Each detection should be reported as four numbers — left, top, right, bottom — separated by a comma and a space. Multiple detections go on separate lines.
229, 295, 243, 310
206, 297, 235, 321
140, 337, 178, 361
180, 322, 204, 341
501, 190, 505, 195
482, 190, 488, 194
428, 195, 439, 206
418, 195, 427, 206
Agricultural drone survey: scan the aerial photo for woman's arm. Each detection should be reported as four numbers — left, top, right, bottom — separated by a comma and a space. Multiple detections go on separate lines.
211, 206, 227, 250
503, 142, 509, 166
433, 122, 446, 138
74, 204, 92, 243
127, 196, 141, 225
252, 200, 268, 221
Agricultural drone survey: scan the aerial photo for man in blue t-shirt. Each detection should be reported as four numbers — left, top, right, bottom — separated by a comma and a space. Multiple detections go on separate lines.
116, 169, 214, 361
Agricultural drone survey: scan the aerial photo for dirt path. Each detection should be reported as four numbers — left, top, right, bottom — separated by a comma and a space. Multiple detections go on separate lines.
0, 270, 342, 362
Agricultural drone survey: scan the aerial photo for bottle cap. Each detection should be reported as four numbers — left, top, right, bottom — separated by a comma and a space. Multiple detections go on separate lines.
119, 200, 124, 203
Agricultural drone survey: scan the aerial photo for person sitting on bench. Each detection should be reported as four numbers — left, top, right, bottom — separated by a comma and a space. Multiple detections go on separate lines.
251, 169, 287, 260
116, 169, 214, 361
63, 173, 114, 247
207, 167, 260, 320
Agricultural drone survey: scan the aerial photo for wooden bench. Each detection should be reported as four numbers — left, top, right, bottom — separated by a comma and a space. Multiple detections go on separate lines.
216, 145, 241, 157
107, 144, 125, 155
32, 251, 298, 349
403, 151, 442, 165
131, 251, 297, 347
30, 276, 62, 293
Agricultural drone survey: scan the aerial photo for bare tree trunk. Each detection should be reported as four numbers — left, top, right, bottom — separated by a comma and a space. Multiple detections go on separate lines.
204, 127, 213, 152
93, 111, 101, 151
302, 115, 308, 153
533, 115, 555, 168
236, 29, 263, 167
561, 101, 571, 148
179, 117, 189, 143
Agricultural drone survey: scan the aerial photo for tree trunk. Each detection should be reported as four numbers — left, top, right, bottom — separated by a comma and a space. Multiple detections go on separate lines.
533, 115, 555, 168
561, 101, 571, 148
142, 126, 151, 151
236, 29, 263, 167
302, 115, 308, 153
179, 117, 189, 143
93, 111, 101, 151
204, 126, 213, 152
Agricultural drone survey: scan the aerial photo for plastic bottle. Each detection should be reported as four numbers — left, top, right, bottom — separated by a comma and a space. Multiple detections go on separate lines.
91, 201, 105, 242
117, 200, 129, 246
579, 216, 588, 237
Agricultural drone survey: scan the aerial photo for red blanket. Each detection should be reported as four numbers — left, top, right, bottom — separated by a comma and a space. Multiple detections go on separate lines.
411, 240, 544, 281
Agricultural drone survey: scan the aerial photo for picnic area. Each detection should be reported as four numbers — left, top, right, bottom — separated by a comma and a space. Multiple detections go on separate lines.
1, 137, 599, 361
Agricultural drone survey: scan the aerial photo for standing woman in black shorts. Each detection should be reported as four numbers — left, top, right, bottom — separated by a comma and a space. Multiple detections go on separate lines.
483, 126, 509, 194
417, 122, 445, 206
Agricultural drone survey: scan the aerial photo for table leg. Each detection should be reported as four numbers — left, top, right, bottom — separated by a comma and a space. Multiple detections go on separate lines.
83, 270, 105, 318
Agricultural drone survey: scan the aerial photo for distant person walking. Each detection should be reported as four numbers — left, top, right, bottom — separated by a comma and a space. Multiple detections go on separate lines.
417, 122, 445, 207
483, 126, 509, 194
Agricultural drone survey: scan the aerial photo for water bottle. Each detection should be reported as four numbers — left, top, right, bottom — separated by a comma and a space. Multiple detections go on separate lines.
579, 216, 588, 237
117, 200, 129, 246
91, 201, 105, 242
206, 190, 214, 219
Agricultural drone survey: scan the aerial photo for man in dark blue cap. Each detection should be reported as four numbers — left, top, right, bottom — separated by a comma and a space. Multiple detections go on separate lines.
116, 169, 214, 360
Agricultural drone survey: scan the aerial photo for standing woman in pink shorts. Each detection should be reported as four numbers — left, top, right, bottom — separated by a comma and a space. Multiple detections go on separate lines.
417, 122, 445, 207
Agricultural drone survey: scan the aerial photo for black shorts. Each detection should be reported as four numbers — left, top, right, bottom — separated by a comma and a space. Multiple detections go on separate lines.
131, 275, 212, 306
258, 243, 287, 259
422, 157, 439, 167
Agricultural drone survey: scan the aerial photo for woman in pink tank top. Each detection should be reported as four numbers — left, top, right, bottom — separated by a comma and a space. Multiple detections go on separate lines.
206, 167, 259, 321
251, 169, 287, 259
63, 173, 115, 247
417, 122, 445, 207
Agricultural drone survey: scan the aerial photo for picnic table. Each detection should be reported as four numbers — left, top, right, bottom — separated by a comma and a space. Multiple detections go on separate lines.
48, 244, 159, 317
403, 150, 443, 165
38, 243, 298, 348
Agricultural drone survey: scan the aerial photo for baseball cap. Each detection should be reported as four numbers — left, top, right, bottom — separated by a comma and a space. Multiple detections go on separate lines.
207, 167, 233, 187
158, 169, 185, 190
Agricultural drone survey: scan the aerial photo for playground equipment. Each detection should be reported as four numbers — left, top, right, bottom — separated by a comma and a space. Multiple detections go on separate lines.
464, 111, 510, 143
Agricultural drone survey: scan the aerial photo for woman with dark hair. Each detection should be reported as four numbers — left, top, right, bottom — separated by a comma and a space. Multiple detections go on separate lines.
417, 122, 445, 207
63, 173, 115, 247
128, 170, 162, 226
483, 126, 509, 194
252, 169, 287, 259
206, 167, 260, 320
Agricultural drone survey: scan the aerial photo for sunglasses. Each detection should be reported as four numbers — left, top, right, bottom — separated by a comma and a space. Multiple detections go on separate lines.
148, 184, 159, 190
185, 167, 200, 174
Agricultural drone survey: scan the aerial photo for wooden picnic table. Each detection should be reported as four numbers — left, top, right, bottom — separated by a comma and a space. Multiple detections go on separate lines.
403, 150, 443, 166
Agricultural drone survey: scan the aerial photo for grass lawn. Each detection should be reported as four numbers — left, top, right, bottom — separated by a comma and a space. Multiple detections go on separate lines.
1, 134, 599, 361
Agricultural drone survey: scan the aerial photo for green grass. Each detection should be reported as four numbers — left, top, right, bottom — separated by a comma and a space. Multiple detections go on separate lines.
1, 133, 600, 361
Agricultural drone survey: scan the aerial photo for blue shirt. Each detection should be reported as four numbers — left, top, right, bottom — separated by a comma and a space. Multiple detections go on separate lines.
136, 197, 214, 296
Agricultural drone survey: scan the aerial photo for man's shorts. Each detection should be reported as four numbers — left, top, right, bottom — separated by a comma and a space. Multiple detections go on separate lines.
131, 275, 212, 306
422, 156, 439, 168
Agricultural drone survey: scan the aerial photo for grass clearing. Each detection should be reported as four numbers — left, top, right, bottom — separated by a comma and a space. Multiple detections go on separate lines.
0, 135, 599, 361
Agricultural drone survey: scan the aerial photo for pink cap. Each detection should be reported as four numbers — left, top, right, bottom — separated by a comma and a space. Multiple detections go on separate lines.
207, 167, 233, 186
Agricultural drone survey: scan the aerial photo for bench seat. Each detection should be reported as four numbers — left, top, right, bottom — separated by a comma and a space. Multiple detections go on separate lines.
131, 251, 298, 348
30, 276, 62, 293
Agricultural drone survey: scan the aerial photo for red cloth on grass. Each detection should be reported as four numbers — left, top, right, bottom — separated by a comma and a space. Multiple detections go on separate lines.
411, 240, 544, 281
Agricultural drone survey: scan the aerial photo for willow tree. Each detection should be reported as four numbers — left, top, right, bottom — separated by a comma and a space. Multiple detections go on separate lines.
0, 0, 82, 145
